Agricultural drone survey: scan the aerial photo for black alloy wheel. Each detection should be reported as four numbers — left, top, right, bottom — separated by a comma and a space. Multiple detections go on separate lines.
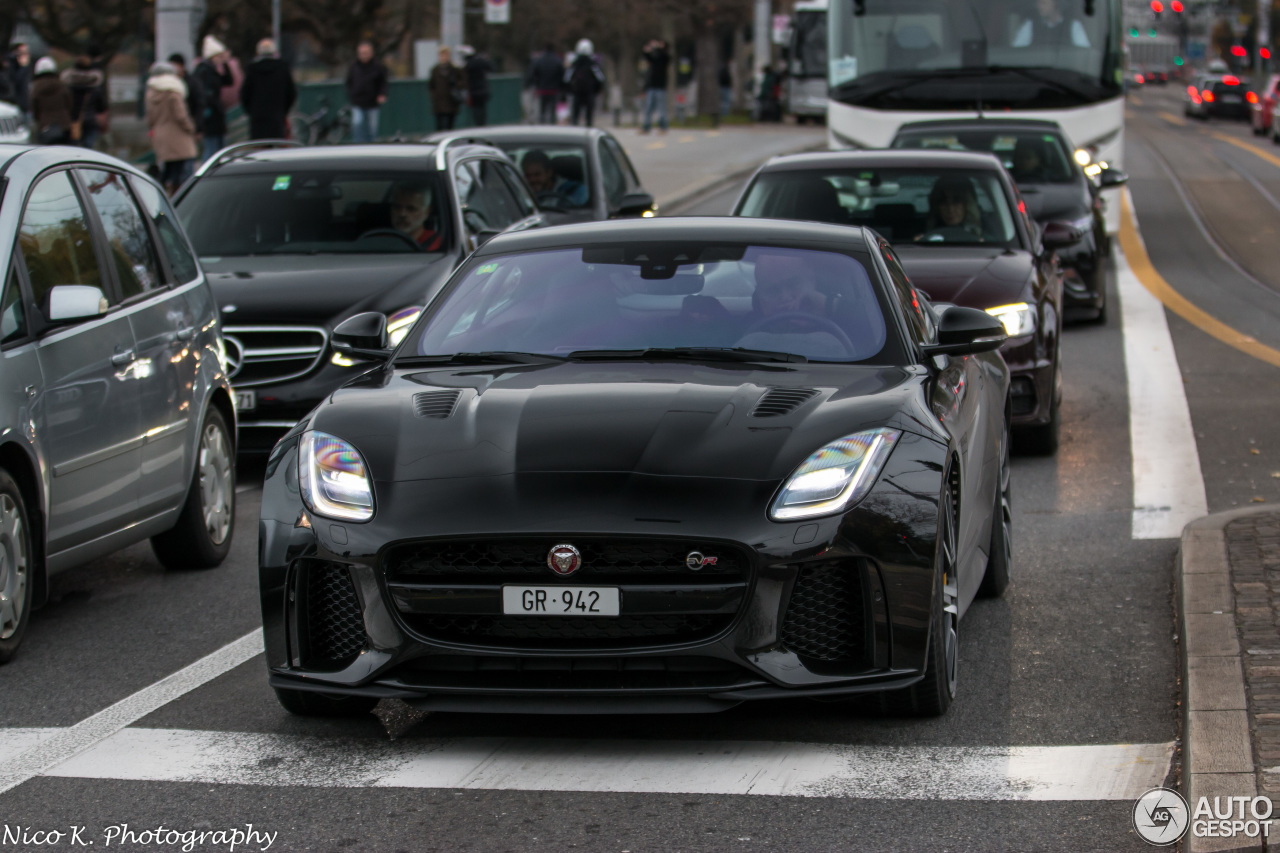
151, 407, 236, 570
274, 687, 379, 717
0, 469, 34, 665
978, 422, 1013, 599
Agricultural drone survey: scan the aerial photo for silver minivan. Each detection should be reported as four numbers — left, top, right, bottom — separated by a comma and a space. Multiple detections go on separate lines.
0, 145, 236, 663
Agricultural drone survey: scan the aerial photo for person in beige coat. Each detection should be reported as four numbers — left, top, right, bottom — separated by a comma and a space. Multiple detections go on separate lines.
146, 61, 198, 195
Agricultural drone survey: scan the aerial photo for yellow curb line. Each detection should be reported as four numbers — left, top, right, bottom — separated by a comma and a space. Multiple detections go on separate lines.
1119, 192, 1280, 369
1159, 111, 1185, 126
1210, 130, 1280, 170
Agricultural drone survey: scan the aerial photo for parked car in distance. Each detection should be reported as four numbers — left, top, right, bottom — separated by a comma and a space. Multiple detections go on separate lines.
174, 140, 545, 452
1252, 74, 1280, 136
425, 126, 657, 224
0, 143, 237, 663
0, 102, 27, 144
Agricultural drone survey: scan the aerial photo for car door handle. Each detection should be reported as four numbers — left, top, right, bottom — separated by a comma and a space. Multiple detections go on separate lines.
110, 349, 136, 367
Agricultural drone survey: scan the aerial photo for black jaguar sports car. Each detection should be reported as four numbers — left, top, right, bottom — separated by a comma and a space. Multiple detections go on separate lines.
259, 218, 1012, 719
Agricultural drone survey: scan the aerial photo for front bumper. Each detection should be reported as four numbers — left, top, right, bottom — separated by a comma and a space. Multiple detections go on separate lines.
258, 431, 950, 712
1001, 333, 1057, 427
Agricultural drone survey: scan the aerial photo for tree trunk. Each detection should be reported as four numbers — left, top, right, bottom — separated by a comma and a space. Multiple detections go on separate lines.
695, 25, 718, 117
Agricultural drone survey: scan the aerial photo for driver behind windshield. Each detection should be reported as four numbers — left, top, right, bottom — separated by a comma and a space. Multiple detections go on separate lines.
921, 176, 983, 242
389, 182, 443, 250
753, 252, 828, 317
522, 150, 589, 207
1010, 138, 1052, 184
1011, 0, 1091, 48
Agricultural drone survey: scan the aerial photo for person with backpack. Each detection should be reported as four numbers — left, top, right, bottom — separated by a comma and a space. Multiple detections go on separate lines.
459, 46, 492, 128
565, 39, 605, 127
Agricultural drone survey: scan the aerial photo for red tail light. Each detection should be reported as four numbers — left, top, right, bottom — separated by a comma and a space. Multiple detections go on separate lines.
1187, 85, 1198, 97
1248, 91, 1260, 104
1203, 90, 1215, 102
1135, 74, 1145, 84
1223, 75, 1241, 86
1018, 199, 1027, 215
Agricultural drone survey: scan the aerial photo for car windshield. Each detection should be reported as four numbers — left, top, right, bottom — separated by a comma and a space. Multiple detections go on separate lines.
893, 129, 1076, 184
405, 245, 891, 363
495, 144, 593, 209
176, 171, 450, 256
738, 168, 1019, 247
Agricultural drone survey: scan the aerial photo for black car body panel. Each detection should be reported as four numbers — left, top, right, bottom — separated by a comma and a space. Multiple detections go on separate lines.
258, 218, 1009, 713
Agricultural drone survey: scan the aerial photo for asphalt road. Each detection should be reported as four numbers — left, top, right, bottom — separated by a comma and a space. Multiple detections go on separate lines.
2, 102, 1279, 852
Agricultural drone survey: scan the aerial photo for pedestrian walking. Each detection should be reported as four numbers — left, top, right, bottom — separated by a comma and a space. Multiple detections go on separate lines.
7, 43, 32, 125
428, 46, 464, 132
640, 39, 669, 134
167, 53, 205, 141
30, 57, 73, 145
460, 46, 492, 127
61, 49, 109, 149
240, 38, 296, 140
146, 61, 198, 195
565, 39, 605, 127
194, 36, 234, 162
345, 40, 387, 143
526, 44, 562, 124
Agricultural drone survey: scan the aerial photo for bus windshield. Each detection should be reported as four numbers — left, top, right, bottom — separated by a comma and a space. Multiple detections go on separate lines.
828, 0, 1121, 110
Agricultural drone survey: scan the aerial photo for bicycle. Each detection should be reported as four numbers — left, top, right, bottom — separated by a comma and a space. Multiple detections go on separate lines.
289, 97, 353, 145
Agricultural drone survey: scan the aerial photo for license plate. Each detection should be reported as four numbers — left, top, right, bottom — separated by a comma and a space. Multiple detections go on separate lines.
1222, 94, 1242, 102
235, 389, 256, 411
502, 586, 620, 616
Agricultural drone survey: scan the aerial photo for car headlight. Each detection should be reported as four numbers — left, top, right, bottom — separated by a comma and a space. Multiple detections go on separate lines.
770, 428, 901, 521
299, 430, 374, 521
1074, 147, 1092, 166
1069, 214, 1095, 232
386, 306, 423, 347
986, 302, 1036, 338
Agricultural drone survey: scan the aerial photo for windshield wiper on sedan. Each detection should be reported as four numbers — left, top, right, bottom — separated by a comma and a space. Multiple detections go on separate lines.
568, 347, 807, 364
395, 351, 567, 366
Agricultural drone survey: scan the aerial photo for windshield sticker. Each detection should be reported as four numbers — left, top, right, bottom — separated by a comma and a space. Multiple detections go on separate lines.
830, 55, 858, 87
476, 263, 499, 275
272, 175, 291, 191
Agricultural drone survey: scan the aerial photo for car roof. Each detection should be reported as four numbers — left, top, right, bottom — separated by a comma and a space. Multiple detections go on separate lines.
475, 216, 877, 256
427, 126, 607, 146
895, 118, 1066, 138
0, 144, 29, 170
199, 143, 456, 175
759, 149, 1005, 172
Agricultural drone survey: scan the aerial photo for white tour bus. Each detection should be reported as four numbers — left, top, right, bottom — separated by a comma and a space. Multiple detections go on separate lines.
788, 0, 830, 122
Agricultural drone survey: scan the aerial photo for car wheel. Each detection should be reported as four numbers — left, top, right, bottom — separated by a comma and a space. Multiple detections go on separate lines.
274, 687, 379, 717
151, 407, 235, 570
0, 471, 34, 665
978, 425, 1012, 599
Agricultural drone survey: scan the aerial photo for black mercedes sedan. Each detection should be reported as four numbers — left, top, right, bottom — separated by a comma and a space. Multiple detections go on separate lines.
259, 218, 1012, 719
174, 141, 544, 452
732, 150, 1066, 453
891, 119, 1126, 323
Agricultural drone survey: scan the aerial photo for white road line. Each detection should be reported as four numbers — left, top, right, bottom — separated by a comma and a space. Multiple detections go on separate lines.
0, 631, 263, 796
0, 729, 58, 764
32, 728, 1173, 802
1118, 191, 1209, 539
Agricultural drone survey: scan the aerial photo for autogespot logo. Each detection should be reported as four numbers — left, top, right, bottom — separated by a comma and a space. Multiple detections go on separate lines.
1133, 787, 1190, 846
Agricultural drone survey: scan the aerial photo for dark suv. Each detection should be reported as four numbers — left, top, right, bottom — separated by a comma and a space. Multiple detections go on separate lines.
174, 140, 544, 452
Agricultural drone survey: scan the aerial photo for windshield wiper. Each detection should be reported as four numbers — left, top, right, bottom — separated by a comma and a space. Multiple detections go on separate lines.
568, 347, 807, 364
396, 351, 566, 366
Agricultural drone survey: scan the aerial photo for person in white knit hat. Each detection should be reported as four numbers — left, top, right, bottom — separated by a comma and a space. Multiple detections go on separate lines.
194, 35, 234, 162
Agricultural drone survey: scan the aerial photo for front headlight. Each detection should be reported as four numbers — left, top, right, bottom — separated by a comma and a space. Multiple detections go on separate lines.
386, 306, 423, 347
299, 430, 375, 521
986, 302, 1036, 338
1074, 147, 1092, 166
770, 428, 901, 521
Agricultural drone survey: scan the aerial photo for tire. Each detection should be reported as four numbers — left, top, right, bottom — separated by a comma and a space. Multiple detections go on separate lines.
151, 407, 235, 570
978, 424, 1012, 599
274, 687, 379, 717
0, 470, 34, 665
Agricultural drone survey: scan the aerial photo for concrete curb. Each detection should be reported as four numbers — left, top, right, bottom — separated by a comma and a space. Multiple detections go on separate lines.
1179, 505, 1280, 853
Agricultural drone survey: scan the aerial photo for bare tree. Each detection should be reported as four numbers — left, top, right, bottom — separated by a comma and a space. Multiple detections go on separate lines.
16, 0, 151, 61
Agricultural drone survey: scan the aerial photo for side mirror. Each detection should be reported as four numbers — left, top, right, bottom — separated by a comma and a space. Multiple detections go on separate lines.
615, 191, 656, 218
921, 305, 1007, 357
1098, 166, 1128, 188
332, 312, 392, 361
1041, 221, 1084, 251
43, 285, 108, 324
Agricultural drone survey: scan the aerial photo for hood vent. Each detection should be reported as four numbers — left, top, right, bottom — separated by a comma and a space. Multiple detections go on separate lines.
751, 388, 819, 418
413, 390, 462, 419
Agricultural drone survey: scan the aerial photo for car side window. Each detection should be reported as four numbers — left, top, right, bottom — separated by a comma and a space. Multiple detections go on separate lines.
496, 161, 537, 218
882, 244, 932, 345
130, 175, 200, 284
18, 170, 106, 312
604, 137, 641, 191
2, 266, 27, 344
454, 159, 521, 237
598, 142, 626, 209
80, 169, 163, 299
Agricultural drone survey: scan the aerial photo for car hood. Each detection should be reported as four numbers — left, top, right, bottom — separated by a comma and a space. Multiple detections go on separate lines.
202, 254, 456, 326
1016, 181, 1091, 223
894, 246, 1033, 308
308, 361, 941, 485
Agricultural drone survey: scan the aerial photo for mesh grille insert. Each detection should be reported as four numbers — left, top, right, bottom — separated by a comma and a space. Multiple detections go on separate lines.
780, 561, 866, 663
413, 390, 462, 419
751, 388, 819, 417
305, 562, 366, 665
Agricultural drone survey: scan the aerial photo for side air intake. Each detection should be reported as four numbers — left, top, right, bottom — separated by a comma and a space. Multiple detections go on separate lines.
751, 388, 819, 418
413, 390, 462, 419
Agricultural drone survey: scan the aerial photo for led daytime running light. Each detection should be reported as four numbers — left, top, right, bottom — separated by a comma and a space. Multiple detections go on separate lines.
771, 428, 901, 521
299, 430, 375, 521
386, 306, 423, 347
985, 302, 1035, 338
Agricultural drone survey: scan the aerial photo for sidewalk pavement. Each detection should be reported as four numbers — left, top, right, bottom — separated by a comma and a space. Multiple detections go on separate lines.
1180, 505, 1280, 852
615, 124, 828, 212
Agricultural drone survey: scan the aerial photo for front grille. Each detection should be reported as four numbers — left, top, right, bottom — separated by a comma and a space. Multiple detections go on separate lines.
384, 537, 749, 582
304, 561, 366, 666
781, 561, 866, 664
224, 325, 328, 388
403, 614, 729, 649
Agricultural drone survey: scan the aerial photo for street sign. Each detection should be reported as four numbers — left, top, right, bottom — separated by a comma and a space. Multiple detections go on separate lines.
772, 14, 791, 45
485, 0, 510, 25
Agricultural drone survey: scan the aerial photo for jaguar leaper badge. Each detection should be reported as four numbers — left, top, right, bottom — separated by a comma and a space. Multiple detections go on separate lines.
547, 543, 582, 576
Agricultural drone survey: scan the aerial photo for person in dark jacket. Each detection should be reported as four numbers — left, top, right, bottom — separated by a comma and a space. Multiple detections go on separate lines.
168, 53, 205, 138
526, 45, 563, 124
31, 57, 73, 144
194, 36, 234, 162
459, 46, 492, 127
565, 39, 605, 127
640, 39, 669, 134
61, 50, 109, 149
7, 43, 32, 121
345, 41, 387, 143
240, 38, 296, 140
428, 46, 464, 132
0, 54, 14, 106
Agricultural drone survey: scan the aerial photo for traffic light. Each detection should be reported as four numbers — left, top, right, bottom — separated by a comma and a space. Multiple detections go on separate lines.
1151, 1, 1163, 12
1130, 26, 1140, 37
1174, 56, 1184, 66
1149, 28, 1158, 36
1264, 48, 1273, 60
1231, 45, 1248, 58
1170, 0, 1183, 12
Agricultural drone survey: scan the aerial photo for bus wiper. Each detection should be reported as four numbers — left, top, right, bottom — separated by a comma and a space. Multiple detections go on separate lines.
396, 351, 566, 366
568, 347, 808, 364
987, 66, 1096, 99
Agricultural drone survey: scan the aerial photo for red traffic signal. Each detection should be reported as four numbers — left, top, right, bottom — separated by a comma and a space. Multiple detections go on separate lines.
1264, 48, 1274, 60
1150, 0, 1163, 11
1170, 0, 1183, 11
1231, 45, 1248, 58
